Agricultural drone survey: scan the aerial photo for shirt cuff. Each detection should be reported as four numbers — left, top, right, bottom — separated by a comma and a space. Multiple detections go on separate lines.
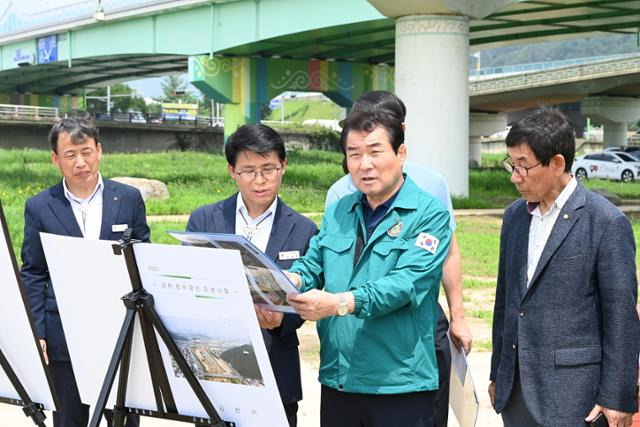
352, 288, 367, 316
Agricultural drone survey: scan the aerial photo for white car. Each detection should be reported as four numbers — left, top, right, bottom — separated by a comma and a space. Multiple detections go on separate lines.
572, 151, 640, 182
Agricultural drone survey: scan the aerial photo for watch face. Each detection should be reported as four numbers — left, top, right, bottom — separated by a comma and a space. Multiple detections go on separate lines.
338, 303, 348, 316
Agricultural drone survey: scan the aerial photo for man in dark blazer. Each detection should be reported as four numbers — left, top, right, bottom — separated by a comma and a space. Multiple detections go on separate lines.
489, 107, 639, 426
187, 123, 317, 427
21, 118, 149, 427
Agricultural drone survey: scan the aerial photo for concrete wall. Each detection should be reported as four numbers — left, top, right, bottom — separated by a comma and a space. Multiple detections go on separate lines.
0, 120, 225, 152
0, 120, 341, 153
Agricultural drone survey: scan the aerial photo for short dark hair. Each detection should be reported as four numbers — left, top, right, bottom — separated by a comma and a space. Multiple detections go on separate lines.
225, 123, 286, 167
352, 90, 406, 121
49, 118, 100, 153
340, 109, 404, 154
505, 106, 575, 172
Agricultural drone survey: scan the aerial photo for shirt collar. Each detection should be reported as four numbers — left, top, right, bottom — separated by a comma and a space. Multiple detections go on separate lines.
63, 173, 103, 204
360, 184, 402, 213
347, 173, 414, 212
236, 193, 278, 223
527, 176, 577, 216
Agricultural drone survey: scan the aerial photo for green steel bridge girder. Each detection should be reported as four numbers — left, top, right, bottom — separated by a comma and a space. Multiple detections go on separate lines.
189, 55, 394, 139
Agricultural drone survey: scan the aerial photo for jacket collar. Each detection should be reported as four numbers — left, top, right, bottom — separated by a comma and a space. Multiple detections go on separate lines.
99, 178, 123, 239
346, 173, 418, 213
523, 183, 586, 299
48, 181, 83, 237
217, 193, 296, 260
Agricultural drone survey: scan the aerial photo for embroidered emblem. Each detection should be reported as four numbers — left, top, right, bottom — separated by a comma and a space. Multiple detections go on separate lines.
387, 221, 404, 237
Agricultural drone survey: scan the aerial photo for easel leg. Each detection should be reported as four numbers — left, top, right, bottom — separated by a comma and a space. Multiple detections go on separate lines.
141, 297, 226, 427
89, 308, 136, 427
111, 321, 135, 427
0, 347, 47, 426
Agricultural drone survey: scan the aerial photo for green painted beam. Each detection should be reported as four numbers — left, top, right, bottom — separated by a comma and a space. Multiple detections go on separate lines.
473, 7, 640, 31
489, 0, 634, 18
472, 18, 640, 45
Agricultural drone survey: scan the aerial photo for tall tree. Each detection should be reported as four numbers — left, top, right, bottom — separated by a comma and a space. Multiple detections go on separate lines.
159, 75, 199, 104
87, 83, 147, 115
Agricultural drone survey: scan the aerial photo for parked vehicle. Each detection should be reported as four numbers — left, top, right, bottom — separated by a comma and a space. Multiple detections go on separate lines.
572, 151, 640, 182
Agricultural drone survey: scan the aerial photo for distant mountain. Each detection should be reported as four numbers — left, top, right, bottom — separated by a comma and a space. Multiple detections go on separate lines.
476, 34, 640, 68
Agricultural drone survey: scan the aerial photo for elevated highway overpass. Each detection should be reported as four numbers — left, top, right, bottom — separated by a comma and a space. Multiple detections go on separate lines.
4, 0, 640, 195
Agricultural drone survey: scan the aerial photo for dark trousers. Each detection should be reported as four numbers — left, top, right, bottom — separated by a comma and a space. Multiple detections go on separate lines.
320, 385, 435, 427
284, 402, 298, 427
50, 361, 140, 427
433, 304, 451, 427
501, 366, 539, 427
50, 361, 89, 427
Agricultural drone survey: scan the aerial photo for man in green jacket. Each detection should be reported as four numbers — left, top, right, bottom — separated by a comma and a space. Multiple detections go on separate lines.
287, 108, 451, 427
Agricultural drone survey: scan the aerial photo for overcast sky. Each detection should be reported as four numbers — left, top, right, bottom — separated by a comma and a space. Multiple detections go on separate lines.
0, 1, 80, 13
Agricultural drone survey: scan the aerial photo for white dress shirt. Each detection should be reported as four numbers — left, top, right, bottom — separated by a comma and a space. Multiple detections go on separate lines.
234, 193, 278, 253
526, 177, 577, 285
63, 174, 104, 240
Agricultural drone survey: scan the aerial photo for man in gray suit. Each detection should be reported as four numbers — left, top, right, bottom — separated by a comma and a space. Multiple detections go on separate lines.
489, 107, 639, 426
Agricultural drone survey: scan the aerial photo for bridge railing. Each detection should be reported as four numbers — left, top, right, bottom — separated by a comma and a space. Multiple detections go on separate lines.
91, 112, 224, 128
470, 52, 640, 79
0, 104, 59, 120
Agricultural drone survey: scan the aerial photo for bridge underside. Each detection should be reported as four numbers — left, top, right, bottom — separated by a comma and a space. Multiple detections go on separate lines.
3, 1, 640, 95
0, 54, 187, 95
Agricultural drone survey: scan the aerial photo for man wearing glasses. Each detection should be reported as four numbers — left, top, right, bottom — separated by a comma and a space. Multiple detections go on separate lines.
489, 107, 639, 426
21, 118, 149, 427
187, 123, 317, 427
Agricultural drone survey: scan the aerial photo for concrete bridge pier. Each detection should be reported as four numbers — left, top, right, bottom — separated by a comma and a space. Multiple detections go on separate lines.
469, 113, 506, 168
369, 0, 513, 197
581, 96, 640, 148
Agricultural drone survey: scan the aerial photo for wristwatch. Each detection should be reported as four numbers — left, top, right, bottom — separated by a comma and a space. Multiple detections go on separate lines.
337, 293, 349, 316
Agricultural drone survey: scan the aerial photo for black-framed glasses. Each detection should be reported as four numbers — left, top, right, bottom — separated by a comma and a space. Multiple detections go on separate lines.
502, 158, 542, 177
234, 166, 282, 182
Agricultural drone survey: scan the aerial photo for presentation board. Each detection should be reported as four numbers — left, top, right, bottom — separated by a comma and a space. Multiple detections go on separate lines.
41, 233, 288, 426
0, 202, 56, 410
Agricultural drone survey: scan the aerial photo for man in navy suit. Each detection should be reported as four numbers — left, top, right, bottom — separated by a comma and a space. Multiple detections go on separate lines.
187, 123, 317, 427
21, 118, 149, 427
489, 107, 639, 426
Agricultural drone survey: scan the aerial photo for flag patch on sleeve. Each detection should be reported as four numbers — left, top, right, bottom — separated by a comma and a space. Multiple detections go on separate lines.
415, 232, 440, 255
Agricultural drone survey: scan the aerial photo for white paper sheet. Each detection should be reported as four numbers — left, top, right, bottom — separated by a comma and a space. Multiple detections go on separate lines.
40, 233, 154, 411
448, 338, 479, 427
168, 231, 300, 313
0, 215, 56, 410
134, 243, 288, 426
41, 233, 288, 426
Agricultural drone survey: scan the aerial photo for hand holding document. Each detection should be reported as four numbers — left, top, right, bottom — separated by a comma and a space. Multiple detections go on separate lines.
168, 231, 300, 313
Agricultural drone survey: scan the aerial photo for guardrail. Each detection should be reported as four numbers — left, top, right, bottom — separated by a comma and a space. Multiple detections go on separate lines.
469, 52, 640, 80
0, 104, 59, 120
91, 112, 224, 127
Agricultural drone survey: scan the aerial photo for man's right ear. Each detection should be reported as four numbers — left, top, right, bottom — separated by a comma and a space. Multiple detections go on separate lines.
227, 163, 236, 180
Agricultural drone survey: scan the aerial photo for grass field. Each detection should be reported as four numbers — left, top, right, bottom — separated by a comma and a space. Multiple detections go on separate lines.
3, 148, 640, 351
266, 97, 344, 123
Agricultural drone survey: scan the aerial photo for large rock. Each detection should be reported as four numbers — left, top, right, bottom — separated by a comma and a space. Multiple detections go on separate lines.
591, 188, 621, 206
111, 177, 170, 201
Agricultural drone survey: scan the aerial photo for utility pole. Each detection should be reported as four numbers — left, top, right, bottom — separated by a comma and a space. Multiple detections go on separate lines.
106, 85, 111, 116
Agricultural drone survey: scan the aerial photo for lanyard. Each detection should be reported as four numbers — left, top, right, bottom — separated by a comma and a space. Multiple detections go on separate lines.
239, 210, 272, 241
69, 188, 101, 235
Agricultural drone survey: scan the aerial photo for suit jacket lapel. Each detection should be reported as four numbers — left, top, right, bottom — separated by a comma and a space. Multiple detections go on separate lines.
265, 198, 293, 262
215, 194, 237, 234
511, 207, 531, 299
48, 183, 83, 237
100, 179, 121, 239
525, 185, 585, 298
